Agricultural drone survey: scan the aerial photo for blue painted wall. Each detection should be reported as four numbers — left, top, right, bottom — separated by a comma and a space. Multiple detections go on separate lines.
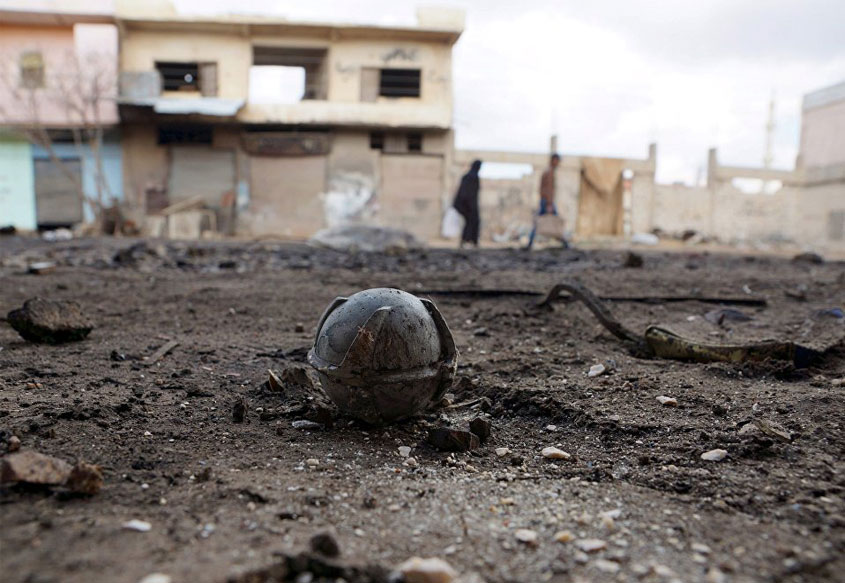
32, 132, 123, 223
0, 137, 36, 230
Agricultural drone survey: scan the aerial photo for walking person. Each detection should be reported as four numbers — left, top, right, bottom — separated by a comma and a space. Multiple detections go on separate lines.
453, 159, 482, 248
526, 153, 567, 249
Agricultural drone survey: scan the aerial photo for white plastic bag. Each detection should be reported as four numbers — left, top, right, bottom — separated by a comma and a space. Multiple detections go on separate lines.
441, 207, 464, 239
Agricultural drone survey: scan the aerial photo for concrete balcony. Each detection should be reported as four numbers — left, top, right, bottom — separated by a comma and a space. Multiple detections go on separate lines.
238, 100, 452, 130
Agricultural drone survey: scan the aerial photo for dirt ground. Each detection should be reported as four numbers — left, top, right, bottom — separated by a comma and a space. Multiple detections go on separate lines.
1, 237, 843, 583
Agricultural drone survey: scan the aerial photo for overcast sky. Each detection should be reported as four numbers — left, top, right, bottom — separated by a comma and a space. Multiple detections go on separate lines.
176, 0, 844, 183
32, 0, 845, 184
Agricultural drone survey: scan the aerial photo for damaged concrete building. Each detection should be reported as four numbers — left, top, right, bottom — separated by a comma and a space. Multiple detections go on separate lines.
116, 2, 463, 240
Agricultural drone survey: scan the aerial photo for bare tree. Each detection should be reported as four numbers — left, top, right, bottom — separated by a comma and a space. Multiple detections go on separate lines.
0, 48, 117, 229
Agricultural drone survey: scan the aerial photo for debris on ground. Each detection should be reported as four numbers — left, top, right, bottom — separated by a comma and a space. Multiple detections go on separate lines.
587, 363, 607, 377
704, 308, 753, 326
308, 288, 457, 424
575, 539, 607, 553
0, 450, 72, 485
541, 447, 571, 460
701, 449, 728, 461
468, 417, 491, 443
540, 280, 829, 368
6, 297, 93, 344
309, 225, 424, 253
28, 261, 57, 275
784, 284, 809, 301
623, 251, 644, 268
396, 556, 457, 583
144, 339, 179, 365
310, 530, 342, 558
514, 528, 538, 546
65, 461, 104, 495
122, 519, 152, 532
656, 395, 678, 406
427, 428, 480, 452
232, 397, 248, 423
266, 369, 284, 392
792, 251, 824, 264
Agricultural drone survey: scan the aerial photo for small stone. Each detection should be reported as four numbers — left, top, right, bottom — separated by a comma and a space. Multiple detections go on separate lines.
623, 251, 644, 268
545, 424, 558, 431
600, 514, 615, 531
656, 395, 678, 407
295, 322, 305, 333
7, 435, 21, 453
7, 297, 93, 344
398, 446, 412, 457
706, 567, 727, 583
588, 364, 606, 377
542, 447, 571, 460
574, 512, 593, 525
138, 574, 171, 583
397, 556, 457, 583
468, 417, 491, 443
65, 461, 104, 495
575, 539, 607, 553
472, 327, 489, 337
495, 447, 510, 457
291, 420, 322, 430
0, 450, 72, 485
305, 458, 319, 467
593, 559, 620, 573
554, 530, 574, 543
831, 378, 844, 387
427, 428, 480, 452
652, 564, 675, 577
404, 457, 418, 467
701, 449, 728, 461
738, 423, 758, 436
123, 519, 152, 532
309, 530, 341, 558
514, 528, 538, 545
232, 397, 247, 423
691, 543, 711, 555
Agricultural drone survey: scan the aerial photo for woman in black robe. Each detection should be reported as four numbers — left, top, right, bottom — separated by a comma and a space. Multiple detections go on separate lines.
452, 159, 482, 247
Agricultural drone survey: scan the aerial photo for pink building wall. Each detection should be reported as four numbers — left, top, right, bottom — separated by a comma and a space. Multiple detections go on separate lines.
0, 22, 118, 127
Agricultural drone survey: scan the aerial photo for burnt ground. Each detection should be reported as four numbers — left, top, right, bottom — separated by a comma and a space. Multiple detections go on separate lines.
0, 237, 843, 583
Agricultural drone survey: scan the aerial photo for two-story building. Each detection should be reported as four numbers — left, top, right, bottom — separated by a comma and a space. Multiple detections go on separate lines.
116, 3, 463, 239
0, 5, 120, 231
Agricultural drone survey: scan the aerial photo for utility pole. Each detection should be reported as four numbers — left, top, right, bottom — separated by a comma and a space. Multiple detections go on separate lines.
764, 92, 776, 169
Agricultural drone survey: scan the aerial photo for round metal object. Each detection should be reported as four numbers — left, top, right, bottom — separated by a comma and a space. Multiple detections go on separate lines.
307, 288, 458, 424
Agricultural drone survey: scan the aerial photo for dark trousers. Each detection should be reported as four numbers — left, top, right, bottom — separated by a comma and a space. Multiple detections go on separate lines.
461, 211, 480, 245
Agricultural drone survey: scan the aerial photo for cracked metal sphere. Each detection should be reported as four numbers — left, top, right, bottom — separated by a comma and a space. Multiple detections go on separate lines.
307, 288, 458, 424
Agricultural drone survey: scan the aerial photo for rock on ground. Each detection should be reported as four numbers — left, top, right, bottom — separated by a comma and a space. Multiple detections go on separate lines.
309, 225, 424, 253
6, 297, 93, 344
0, 450, 72, 485
397, 556, 457, 583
